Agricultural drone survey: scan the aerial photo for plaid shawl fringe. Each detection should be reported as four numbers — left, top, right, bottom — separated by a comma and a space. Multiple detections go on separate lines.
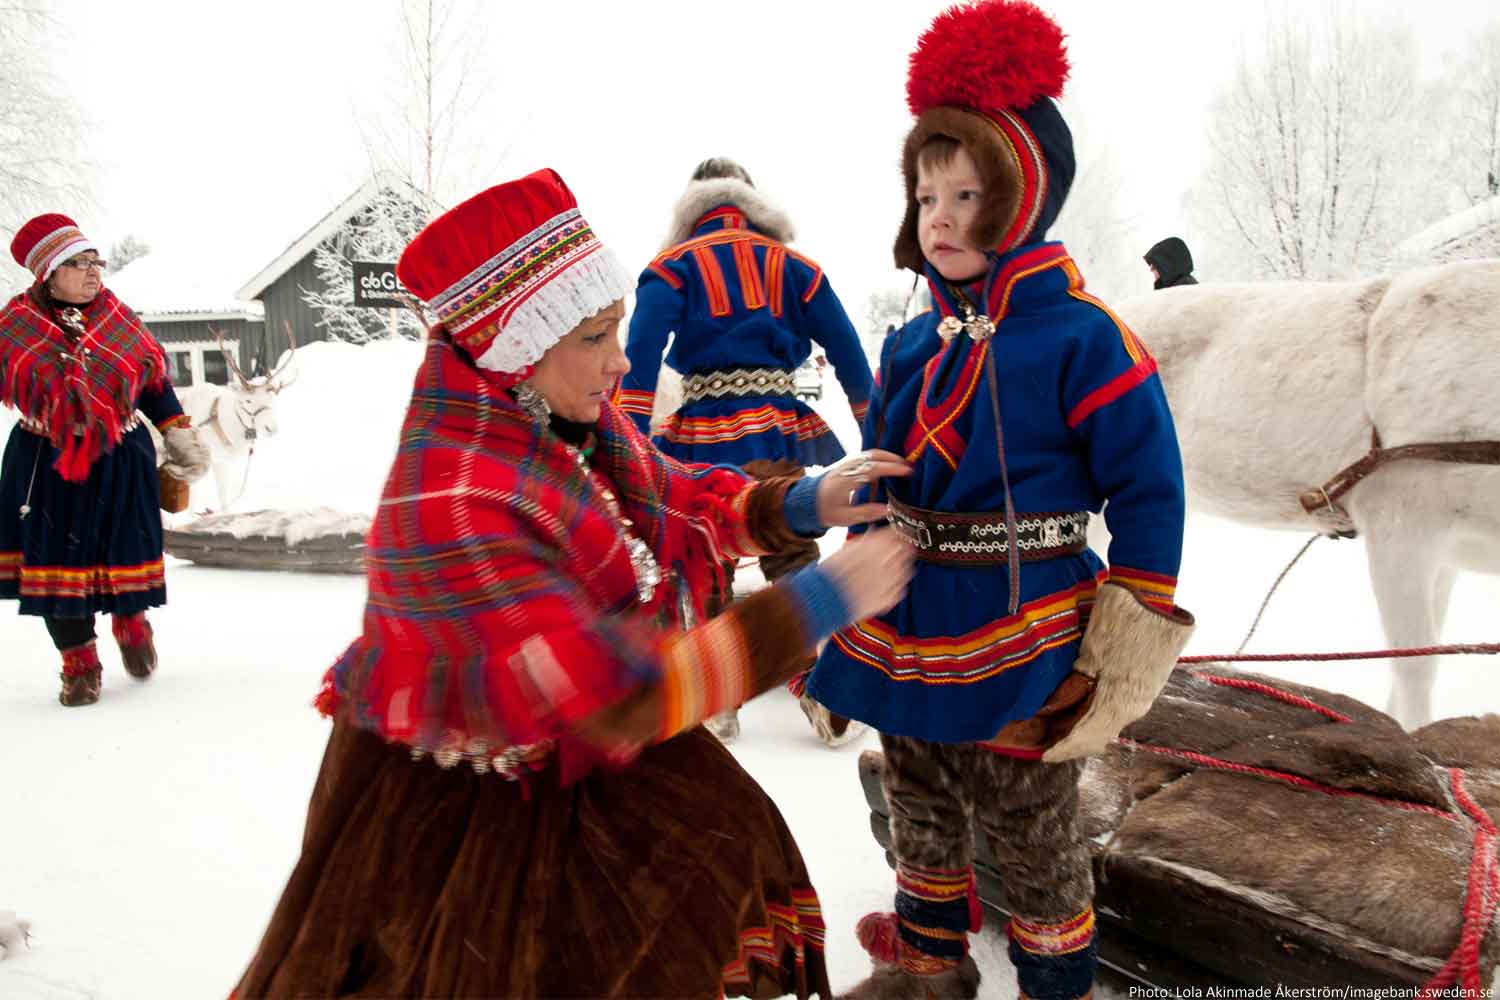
0, 287, 168, 481
319, 334, 760, 768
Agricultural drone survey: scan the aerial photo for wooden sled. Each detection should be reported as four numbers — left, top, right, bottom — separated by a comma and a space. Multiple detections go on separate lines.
857, 668, 1500, 990
163, 508, 368, 575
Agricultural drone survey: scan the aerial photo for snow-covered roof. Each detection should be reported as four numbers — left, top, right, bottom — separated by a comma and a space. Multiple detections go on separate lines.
105, 249, 265, 322
1395, 194, 1500, 262
235, 171, 436, 302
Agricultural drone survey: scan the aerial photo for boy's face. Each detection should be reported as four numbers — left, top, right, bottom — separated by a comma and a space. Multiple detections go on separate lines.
915, 146, 989, 283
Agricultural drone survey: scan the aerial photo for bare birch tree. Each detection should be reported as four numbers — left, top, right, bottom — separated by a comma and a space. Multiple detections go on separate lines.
303, 0, 494, 342
1187, 11, 1424, 280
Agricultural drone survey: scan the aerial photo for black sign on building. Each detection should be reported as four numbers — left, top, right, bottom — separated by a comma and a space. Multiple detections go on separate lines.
352, 260, 412, 309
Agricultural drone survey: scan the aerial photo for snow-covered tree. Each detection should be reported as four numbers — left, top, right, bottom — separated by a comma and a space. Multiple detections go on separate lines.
1052, 151, 1138, 300
300, 182, 433, 343
108, 234, 151, 272
863, 287, 910, 343
0, 3, 89, 288
1431, 20, 1500, 210
1187, 11, 1427, 280
304, 0, 502, 341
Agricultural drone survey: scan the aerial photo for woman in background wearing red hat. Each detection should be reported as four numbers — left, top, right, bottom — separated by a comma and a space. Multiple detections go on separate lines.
233, 168, 913, 999
1, 213, 210, 706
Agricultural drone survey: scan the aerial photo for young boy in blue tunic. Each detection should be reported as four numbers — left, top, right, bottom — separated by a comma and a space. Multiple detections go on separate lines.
808, 3, 1195, 998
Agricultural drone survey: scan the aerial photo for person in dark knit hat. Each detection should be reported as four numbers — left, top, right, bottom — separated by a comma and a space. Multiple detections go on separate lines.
802, 3, 1194, 997
233, 167, 917, 999
1, 213, 209, 706
1144, 235, 1198, 288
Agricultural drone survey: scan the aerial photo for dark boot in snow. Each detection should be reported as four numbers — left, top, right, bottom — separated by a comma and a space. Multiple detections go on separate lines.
112, 612, 157, 679
60, 641, 103, 707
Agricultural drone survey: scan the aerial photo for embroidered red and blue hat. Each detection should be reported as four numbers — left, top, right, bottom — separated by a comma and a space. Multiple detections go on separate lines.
396, 168, 631, 374
893, 0, 1077, 271
10, 213, 98, 282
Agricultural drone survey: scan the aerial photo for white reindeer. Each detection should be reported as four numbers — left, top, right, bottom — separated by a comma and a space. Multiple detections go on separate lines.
174, 329, 297, 511
1114, 260, 1500, 728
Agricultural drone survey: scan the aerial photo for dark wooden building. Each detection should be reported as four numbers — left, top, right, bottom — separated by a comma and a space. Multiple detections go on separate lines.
236, 172, 432, 364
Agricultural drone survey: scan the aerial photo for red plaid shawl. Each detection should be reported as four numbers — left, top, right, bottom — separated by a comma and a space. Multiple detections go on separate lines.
0, 286, 168, 481
320, 334, 765, 760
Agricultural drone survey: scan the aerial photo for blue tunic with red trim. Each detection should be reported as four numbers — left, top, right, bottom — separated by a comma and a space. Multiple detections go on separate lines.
806, 243, 1185, 743
617, 206, 873, 466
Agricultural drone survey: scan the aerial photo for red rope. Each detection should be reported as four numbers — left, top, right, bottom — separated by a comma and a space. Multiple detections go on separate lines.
1115, 740, 1457, 820
1196, 674, 1353, 724
1117, 670, 1499, 987
1180, 642, 1500, 665
1420, 770, 1498, 995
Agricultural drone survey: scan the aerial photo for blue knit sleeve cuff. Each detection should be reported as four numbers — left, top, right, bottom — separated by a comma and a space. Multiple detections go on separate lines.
781, 565, 852, 646
784, 474, 826, 538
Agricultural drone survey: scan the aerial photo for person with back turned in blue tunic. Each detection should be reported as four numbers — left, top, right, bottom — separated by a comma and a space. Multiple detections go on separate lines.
619, 157, 876, 746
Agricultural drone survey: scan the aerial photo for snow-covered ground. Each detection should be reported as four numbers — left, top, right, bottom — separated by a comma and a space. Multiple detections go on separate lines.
3, 338, 1498, 998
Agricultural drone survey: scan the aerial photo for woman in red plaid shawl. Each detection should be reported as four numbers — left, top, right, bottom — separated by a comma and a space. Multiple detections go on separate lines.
234, 169, 914, 1000
1, 213, 210, 707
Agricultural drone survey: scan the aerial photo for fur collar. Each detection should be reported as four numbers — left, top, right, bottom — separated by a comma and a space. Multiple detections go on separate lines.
662, 178, 796, 249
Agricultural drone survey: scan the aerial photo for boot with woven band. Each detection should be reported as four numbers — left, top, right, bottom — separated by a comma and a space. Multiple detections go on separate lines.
111, 612, 157, 680
60, 641, 103, 707
839, 912, 980, 1000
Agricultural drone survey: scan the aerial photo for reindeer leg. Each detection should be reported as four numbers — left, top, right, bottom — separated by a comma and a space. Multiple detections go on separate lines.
1364, 530, 1441, 730
212, 460, 232, 514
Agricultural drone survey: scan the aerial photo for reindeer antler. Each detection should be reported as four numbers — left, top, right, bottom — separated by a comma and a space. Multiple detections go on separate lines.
208, 325, 253, 389
268, 320, 298, 392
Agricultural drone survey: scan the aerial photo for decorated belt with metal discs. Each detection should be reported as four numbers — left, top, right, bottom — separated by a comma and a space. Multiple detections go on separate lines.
886, 497, 1089, 565
681, 367, 796, 404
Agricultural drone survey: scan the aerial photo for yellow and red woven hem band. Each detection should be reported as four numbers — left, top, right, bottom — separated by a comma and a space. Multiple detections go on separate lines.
895, 862, 975, 970
25, 225, 96, 281
429, 207, 631, 374
658, 611, 751, 740
1008, 907, 1095, 956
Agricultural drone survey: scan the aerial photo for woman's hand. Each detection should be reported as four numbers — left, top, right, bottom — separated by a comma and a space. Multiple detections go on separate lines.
816, 449, 911, 527
817, 528, 916, 622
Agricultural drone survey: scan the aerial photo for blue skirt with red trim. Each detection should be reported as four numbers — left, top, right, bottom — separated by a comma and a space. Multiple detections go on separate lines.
0, 423, 166, 618
807, 550, 1105, 743
652, 394, 846, 468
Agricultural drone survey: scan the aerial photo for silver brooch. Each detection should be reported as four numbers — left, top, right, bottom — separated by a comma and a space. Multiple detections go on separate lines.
513, 381, 551, 423
626, 535, 661, 603
937, 316, 964, 342
965, 315, 996, 341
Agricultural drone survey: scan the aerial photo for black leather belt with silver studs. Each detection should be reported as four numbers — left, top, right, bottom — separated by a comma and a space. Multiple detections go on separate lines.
681, 367, 796, 404
886, 497, 1089, 566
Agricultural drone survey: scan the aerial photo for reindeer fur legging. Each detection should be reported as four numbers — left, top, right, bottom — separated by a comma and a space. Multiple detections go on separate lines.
878, 733, 1094, 938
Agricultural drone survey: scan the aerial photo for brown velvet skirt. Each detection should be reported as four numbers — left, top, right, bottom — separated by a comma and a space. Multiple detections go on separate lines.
234, 721, 831, 999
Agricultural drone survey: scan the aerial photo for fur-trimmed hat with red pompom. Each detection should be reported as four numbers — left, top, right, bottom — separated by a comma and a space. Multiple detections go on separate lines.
10, 213, 98, 282
893, 0, 1077, 272
396, 168, 631, 375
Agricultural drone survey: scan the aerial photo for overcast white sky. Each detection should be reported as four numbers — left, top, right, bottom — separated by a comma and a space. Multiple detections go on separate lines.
51, 0, 1499, 313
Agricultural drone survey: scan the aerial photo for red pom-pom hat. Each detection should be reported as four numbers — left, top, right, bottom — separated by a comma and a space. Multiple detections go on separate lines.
397, 168, 631, 374
894, 0, 1077, 270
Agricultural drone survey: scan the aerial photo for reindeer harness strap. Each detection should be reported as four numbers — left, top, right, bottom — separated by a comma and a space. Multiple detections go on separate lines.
205, 395, 234, 449
1300, 429, 1500, 523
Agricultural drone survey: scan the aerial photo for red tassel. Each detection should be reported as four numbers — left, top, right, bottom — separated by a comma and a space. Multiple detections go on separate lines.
856, 911, 903, 964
